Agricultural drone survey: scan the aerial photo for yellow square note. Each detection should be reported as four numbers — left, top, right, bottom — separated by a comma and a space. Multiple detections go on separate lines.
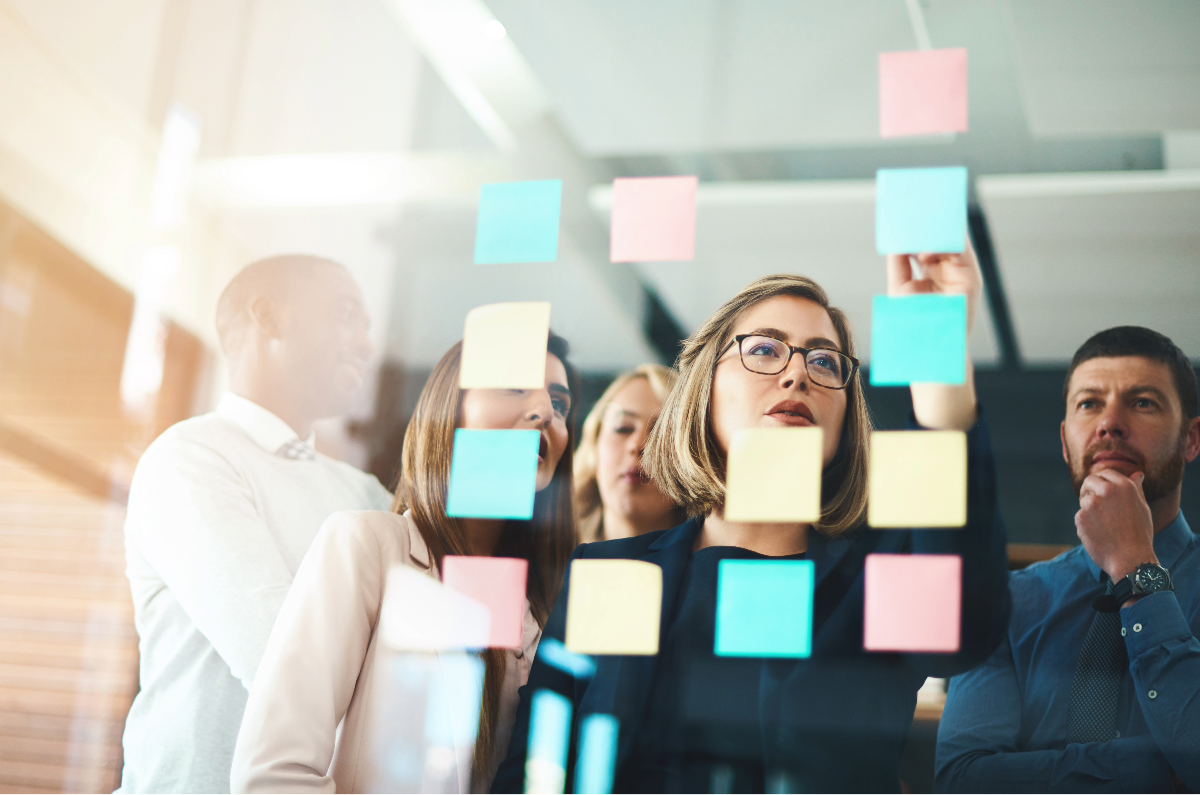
459, 302, 551, 389
724, 427, 823, 522
868, 430, 967, 528
565, 559, 662, 655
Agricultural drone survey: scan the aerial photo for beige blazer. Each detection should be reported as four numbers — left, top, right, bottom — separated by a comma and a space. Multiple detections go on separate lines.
230, 511, 542, 794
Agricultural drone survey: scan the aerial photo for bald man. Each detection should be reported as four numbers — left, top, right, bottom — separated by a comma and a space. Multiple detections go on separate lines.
118, 256, 392, 794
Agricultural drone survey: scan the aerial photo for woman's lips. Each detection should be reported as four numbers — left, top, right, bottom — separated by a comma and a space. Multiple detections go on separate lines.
537, 434, 549, 464
766, 399, 816, 426
620, 468, 651, 485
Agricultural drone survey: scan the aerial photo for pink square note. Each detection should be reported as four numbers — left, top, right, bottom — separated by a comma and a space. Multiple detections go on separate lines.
442, 556, 528, 649
609, 175, 698, 263
863, 554, 961, 653
879, 48, 968, 138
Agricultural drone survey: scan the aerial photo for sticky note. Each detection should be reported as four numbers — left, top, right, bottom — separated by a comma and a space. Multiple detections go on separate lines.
442, 556, 527, 649
446, 429, 540, 520
869, 294, 966, 386
526, 689, 572, 794
377, 566, 490, 651
474, 180, 562, 264
863, 553, 961, 652
875, 167, 967, 254
575, 714, 619, 794
460, 302, 551, 389
538, 638, 596, 679
565, 560, 662, 655
609, 176, 698, 262
879, 48, 968, 138
724, 427, 823, 522
715, 560, 814, 658
868, 430, 967, 528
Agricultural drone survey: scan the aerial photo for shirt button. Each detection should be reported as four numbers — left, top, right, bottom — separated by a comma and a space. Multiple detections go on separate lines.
1133, 623, 1143, 632
1149, 690, 1157, 699
1114, 730, 1121, 738
1121, 628, 1127, 636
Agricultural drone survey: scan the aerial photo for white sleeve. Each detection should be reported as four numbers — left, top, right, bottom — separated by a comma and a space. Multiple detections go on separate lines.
230, 511, 389, 794
125, 437, 295, 688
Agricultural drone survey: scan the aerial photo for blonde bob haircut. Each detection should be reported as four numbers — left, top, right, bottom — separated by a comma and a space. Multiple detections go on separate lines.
643, 274, 871, 536
573, 363, 681, 542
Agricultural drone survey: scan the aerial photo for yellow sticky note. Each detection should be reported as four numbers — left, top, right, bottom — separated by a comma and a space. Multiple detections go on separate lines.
868, 430, 967, 528
724, 427, 823, 522
460, 302, 551, 389
565, 560, 661, 655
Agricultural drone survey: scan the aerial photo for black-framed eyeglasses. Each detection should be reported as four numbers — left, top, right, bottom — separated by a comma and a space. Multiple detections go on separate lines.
720, 334, 860, 390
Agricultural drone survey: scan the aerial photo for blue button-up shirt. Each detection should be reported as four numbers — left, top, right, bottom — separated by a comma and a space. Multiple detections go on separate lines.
936, 512, 1200, 792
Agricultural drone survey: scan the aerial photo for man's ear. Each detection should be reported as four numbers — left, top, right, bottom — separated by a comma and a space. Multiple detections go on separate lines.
248, 295, 281, 339
1060, 421, 1070, 466
1185, 416, 1200, 464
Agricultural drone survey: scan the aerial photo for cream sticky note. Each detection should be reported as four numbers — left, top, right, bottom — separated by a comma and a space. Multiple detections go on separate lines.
724, 427, 823, 522
565, 559, 662, 655
863, 553, 961, 653
868, 430, 967, 528
609, 175, 698, 262
879, 48, 968, 138
442, 556, 528, 649
459, 302, 550, 389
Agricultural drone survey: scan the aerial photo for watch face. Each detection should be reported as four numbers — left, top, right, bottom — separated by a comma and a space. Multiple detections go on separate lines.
1134, 565, 1168, 593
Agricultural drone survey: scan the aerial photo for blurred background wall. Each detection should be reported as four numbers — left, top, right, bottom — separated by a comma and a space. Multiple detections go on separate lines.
0, 0, 1197, 791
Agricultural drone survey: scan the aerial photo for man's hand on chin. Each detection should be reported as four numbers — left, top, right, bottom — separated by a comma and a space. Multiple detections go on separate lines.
1075, 469, 1159, 592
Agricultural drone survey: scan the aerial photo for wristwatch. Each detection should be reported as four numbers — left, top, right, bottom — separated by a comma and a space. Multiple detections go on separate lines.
1093, 563, 1173, 613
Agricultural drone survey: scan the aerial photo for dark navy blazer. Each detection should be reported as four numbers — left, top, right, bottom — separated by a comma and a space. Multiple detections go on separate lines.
493, 415, 1010, 793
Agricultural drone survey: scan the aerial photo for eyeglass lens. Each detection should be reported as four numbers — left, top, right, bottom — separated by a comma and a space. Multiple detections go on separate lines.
739, 335, 850, 387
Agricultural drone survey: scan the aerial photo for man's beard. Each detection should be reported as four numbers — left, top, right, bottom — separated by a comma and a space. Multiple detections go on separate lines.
1067, 435, 1187, 503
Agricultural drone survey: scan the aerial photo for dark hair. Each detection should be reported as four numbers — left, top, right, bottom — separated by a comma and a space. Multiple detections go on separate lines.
1064, 326, 1198, 420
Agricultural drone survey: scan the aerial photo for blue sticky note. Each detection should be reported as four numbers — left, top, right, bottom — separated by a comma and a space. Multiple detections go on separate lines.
446, 429, 539, 519
575, 714, 619, 794
869, 294, 967, 386
474, 180, 562, 264
715, 560, 814, 658
875, 167, 967, 254
538, 638, 596, 679
526, 690, 572, 793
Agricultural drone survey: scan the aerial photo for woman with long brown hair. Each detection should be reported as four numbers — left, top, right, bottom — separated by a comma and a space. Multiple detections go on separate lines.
494, 247, 1011, 792
230, 334, 580, 793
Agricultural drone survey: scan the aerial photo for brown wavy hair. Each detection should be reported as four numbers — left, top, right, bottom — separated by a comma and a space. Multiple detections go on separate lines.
643, 274, 871, 536
391, 334, 580, 785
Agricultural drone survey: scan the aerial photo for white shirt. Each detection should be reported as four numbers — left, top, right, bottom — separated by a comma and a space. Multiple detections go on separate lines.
118, 393, 392, 794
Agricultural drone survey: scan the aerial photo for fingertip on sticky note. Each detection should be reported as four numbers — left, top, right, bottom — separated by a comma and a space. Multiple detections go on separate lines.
868, 430, 967, 528
460, 302, 551, 389
864, 553, 961, 653
565, 559, 662, 655
724, 427, 823, 523
610, 175, 698, 263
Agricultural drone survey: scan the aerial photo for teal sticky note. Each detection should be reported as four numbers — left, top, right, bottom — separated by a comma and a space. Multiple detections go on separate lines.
526, 689, 572, 794
474, 180, 562, 264
446, 429, 539, 519
869, 294, 967, 386
875, 167, 967, 254
715, 560, 814, 658
575, 714, 618, 794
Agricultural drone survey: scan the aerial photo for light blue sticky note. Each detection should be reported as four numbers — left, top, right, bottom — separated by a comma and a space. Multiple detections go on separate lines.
526, 689, 572, 794
575, 714, 619, 794
445, 429, 540, 520
875, 167, 967, 254
474, 180, 562, 264
538, 638, 597, 679
869, 294, 967, 386
715, 560, 814, 658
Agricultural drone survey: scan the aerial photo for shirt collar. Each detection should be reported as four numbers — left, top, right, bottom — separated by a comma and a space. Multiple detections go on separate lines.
215, 392, 315, 453
1084, 510, 1194, 581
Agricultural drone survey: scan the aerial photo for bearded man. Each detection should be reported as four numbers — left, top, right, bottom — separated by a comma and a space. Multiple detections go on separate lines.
936, 326, 1200, 793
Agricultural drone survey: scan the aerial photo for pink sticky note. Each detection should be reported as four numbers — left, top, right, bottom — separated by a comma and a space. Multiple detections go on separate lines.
609, 175, 698, 262
442, 556, 528, 649
863, 554, 961, 652
879, 48, 968, 138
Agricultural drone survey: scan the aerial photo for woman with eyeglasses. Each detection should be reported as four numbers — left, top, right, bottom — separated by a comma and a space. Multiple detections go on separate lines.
492, 248, 1009, 793
231, 335, 580, 794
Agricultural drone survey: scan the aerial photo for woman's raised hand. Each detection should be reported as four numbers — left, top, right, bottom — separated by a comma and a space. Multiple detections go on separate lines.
885, 236, 984, 335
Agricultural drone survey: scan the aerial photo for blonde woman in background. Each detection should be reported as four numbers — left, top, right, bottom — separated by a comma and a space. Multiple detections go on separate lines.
574, 364, 684, 543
